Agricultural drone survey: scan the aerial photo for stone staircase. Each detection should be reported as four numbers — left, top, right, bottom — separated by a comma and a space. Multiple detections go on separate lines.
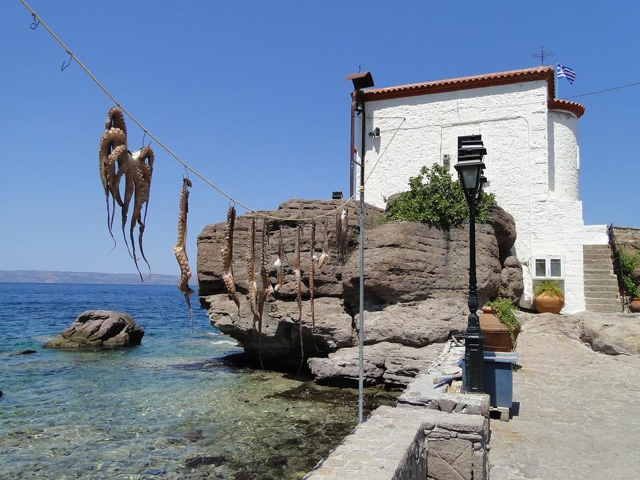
583, 244, 623, 313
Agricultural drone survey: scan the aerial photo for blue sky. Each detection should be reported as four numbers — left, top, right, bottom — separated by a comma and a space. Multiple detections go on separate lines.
1, 0, 639, 277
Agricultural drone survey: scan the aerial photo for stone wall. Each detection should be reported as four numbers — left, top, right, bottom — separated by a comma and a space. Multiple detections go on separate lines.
303, 402, 489, 480
304, 341, 491, 480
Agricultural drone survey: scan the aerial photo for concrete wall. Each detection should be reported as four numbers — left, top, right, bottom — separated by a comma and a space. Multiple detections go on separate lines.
357, 81, 587, 313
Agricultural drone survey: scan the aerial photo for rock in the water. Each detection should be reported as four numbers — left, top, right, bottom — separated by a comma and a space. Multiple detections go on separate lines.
44, 310, 144, 349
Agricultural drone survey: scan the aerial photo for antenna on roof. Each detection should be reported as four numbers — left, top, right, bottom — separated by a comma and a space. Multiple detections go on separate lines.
531, 45, 554, 66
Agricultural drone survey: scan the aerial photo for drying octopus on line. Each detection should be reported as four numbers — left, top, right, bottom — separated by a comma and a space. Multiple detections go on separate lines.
221, 205, 240, 315
98, 107, 154, 280
273, 225, 286, 292
173, 177, 194, 318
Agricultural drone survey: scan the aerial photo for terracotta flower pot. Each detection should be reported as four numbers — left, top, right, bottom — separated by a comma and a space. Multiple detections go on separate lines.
629, 298, 640, 313
479, 307, 519, 352
533, 292, 564, 314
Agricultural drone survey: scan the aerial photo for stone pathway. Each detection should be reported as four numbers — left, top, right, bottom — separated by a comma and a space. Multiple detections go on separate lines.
489, 318, 640, 479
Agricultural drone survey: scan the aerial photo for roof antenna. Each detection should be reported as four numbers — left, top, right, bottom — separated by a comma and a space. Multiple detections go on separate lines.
531, 45, 554, 66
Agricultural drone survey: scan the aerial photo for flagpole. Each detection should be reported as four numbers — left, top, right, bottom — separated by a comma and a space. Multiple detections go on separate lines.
555, 62, 559, 99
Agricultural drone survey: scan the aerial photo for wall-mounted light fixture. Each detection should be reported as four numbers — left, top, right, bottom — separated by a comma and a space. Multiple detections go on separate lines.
368, 127, 380, 138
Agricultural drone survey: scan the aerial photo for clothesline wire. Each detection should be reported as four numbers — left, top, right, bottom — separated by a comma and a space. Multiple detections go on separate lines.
18, 0, 356, 223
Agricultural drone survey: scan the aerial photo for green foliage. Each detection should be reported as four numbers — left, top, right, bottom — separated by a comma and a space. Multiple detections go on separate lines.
384, 164, 496, 228
533, 280, 564, 299
619, 250, 639, 298
485, 297, 520, 348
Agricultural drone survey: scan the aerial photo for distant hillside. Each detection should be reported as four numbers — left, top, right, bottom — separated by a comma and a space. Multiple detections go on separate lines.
0, 270, 180, 286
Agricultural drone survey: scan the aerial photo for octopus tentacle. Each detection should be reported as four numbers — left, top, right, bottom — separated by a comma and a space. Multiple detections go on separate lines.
99, 127, 128, 243
173, 178, 194, 321
129, 146, 154, 276
104, 107, 127, 135
221, 205, 240, 315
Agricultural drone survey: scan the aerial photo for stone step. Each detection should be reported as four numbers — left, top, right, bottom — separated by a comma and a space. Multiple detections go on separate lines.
583, 244, 612, 253
585, 304, 624, 313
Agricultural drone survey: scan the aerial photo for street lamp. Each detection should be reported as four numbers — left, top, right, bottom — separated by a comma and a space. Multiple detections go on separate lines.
454, 134, 487, 393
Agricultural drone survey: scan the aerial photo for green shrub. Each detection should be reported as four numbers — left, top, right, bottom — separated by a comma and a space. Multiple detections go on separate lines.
619, 250, 639, 298
485, 297, 520, 348
384, 164, 496, 228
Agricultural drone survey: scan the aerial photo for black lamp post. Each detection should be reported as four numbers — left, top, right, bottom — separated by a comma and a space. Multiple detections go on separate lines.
454, 134, 487, 393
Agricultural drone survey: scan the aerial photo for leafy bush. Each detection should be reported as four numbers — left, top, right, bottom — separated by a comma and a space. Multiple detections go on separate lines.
619, 250, 639, 298
485, 297, 520, 348
384, 164, 496, 228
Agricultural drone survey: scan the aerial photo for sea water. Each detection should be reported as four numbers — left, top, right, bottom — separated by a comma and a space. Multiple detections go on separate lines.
0, 283, 362, 479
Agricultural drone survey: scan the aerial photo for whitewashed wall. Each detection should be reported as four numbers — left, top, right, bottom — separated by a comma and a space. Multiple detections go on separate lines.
357, 81, 587, 313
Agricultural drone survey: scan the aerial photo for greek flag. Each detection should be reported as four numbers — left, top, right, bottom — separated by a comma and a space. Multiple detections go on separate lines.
557, 63, 576, 84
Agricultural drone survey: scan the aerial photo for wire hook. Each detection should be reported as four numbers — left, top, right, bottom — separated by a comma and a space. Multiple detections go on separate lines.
61, 51, 73, 71
30, 14, 40, 30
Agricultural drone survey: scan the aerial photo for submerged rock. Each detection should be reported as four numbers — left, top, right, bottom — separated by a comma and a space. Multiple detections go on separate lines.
43, 310, 144, 349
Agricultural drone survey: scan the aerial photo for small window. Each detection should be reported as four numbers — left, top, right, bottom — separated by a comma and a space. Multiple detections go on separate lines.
532, 256, 564, 280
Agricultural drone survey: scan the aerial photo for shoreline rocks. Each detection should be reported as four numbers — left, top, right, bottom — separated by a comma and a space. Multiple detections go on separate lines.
198, 199, 519, 386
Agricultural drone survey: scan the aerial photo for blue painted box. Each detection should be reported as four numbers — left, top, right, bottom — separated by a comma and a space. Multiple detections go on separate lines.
462, 351, 518, 408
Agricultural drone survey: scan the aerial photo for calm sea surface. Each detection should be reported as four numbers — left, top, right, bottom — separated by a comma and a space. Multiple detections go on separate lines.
0, 283, 362, 479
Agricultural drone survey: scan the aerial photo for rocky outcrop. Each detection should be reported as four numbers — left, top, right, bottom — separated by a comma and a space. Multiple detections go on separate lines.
198, 199, 516, 385
486, 206, 517, 261
43, 310, 144, 349
518, 311, 640, 356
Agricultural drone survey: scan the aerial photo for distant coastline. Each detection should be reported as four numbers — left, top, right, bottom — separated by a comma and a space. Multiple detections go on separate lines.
0, 269, 180, 286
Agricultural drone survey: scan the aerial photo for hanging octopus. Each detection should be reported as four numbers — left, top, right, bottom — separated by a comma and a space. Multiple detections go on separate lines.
317, 219, 329, 269
98, 107, 154, 280
221, 205, 240, 315
274, 225, 286, 292
295, 225, 304, 370
309, 221, 316, 334
335, 208, 348, 264
173, 178, 194, 318
247, 217, 259, 329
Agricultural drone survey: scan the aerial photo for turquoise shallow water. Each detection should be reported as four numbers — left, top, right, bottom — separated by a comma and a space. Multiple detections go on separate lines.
0, 283, 361, 479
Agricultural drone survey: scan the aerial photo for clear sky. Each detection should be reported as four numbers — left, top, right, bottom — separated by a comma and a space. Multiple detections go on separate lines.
1, 0, 639, 277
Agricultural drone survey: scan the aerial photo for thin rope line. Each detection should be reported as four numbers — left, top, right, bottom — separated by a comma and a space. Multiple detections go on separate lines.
19, 0, 351, 223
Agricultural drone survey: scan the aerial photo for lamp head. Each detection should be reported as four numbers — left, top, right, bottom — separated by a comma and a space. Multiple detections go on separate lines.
455, 135, 487, 199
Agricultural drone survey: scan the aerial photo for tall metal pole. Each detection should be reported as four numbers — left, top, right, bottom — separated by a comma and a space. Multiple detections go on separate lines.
358, 91, 366, 423
464, 197, 484, 392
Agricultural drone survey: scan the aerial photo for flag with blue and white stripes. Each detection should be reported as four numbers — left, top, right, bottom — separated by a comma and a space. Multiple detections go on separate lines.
557, 63, 576, 84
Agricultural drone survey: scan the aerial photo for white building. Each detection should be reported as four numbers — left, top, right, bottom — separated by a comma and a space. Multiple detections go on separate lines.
351, 66, 607, 313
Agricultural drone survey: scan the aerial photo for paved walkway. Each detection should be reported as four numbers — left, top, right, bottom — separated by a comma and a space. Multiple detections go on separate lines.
489, 318, 640, 479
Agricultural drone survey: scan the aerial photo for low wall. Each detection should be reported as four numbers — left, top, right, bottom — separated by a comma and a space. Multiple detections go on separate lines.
304, 342, 491, 480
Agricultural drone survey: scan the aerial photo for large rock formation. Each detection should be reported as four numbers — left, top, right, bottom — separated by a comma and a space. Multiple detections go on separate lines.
198, 199, 511, 385
44, 310, 144, 349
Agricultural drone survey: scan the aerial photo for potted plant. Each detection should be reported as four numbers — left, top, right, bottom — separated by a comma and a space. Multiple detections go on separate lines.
533, 280, 565, 314
480, 297, 521, 352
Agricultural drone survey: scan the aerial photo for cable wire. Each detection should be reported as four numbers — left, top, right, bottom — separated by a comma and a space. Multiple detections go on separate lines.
18, 0, 353, 222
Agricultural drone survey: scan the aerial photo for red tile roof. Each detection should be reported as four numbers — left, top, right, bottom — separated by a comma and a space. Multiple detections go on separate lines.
359, 66, 585, 118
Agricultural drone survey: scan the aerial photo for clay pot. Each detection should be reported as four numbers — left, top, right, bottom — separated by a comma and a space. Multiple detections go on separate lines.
533, 292, 564, 314
629, 298, 640, 313
479, 307, 519, 352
